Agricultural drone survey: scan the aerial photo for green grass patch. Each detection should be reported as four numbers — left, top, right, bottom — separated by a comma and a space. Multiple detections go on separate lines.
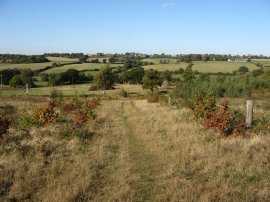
44, 63, 120, 74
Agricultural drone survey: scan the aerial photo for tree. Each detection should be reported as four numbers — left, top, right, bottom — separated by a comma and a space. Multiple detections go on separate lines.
95, 65, 115, 90
9, 75, 23, 87
161, 70, 172, 81
129, 67, 145, 84
20, 69, 35, 87
142, 69, 162, 92
183, 65, 195, 82
0, 69, 20, 85
79, 56, 88, 63
108, 57, 116, 64
238, 66, 249, 73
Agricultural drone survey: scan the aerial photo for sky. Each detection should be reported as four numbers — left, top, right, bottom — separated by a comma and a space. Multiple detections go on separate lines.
0, 0, 270, 55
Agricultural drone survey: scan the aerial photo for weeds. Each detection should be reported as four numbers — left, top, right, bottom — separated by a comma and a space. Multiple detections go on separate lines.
0, 116, 10, 138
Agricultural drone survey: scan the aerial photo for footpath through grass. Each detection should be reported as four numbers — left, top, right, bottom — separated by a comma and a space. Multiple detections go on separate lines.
119, 101, 158, 201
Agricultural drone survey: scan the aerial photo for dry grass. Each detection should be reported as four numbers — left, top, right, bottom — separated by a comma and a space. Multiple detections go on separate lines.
0, 98, 269, 201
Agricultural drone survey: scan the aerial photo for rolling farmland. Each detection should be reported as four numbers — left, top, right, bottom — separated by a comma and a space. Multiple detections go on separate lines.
0, 62, 54, 71
142, 61, 258, 73
43, 63, 120, 74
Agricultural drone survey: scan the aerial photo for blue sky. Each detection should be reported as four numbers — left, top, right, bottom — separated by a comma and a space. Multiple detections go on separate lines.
0, 0, 269, 55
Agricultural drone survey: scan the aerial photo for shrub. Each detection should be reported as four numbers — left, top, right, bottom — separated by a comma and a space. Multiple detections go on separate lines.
89, 85, 98, 91
63, 100, 76, 112
147, 91, 159, 103
16, 111, 37, 130
204, 99, 247, 136
74, 109, 89, 125
193, 93, 216, 119
33, 103, 59, 124
88, 98, 99, 110
0, 116, 11, 137
50, 89, 63, 100
120, 88, 128, 98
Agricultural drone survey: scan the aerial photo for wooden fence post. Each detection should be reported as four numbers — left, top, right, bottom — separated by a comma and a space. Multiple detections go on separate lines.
25, 83, 29, 95
246, 100, 254, 127
168, 96, 171, 106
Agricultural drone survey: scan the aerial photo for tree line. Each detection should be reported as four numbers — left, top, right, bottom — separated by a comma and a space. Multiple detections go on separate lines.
0, 54, 49, 64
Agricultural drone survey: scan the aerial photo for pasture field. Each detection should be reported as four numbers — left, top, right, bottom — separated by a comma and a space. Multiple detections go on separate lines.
0, 62, 54, 71
43, 63, 120, 74
251, 59, 270, 69
143, 63, 188, 71
143, 61, 258, 73
0, 84, 145, 96
87, 57, 110, 63
0, 97, 269, 201
142, 58, 178, 64
46, 56, 79, 62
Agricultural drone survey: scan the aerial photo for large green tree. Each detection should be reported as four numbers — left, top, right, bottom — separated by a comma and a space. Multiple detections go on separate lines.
142, 69, 162, 92
95, 65, 115, 90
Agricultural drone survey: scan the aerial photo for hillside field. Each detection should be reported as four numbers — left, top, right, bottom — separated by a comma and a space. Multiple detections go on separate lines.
44, 63, 120, 74
143, 61, 258, 73
0, 62, 54, 71
46, 56, 79, 62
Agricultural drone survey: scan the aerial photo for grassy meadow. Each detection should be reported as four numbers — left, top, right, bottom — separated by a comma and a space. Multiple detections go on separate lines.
0, 62, 54, 71
0, 97, 269, 201
44, 63, 120, 74
143, 61, 258, 73
46, 56, 79, 62
0, 84, 145, 96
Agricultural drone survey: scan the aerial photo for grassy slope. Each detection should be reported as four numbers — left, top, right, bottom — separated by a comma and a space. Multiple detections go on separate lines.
0, 99, 269, 201
44, 63, 120, 74
46, 56, 79, 62
0, 62, 54, 71
143, 61, 258, 73
142, 58, 177, 64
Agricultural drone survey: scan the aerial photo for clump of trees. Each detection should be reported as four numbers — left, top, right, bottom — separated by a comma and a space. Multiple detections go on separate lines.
0, 69, 35, 88
95, 65, 116, 90
0, 54, 49, 63
142, 69, 162, 92
120, 67, 145, 84
48, 69, 89, 86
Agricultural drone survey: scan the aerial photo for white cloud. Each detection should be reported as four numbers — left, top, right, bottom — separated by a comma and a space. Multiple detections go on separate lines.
161, 2, 176, 8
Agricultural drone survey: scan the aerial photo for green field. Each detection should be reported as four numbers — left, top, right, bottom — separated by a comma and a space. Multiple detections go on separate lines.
251, 59, 270, 69
0, 62, 54, 71
143, 63, 188, 71
44, 63, 120, 74
142, 58, 177, 64
46, 56, 79, 62
0, 84, 145, 96
87, 57, 110, 63
143, 61, 258, 73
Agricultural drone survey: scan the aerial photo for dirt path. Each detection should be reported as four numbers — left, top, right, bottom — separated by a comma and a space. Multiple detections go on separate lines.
119, 101, 159, 201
